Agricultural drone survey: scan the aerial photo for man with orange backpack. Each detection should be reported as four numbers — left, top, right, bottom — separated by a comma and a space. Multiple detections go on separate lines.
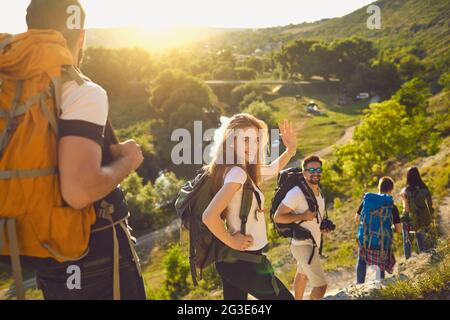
0, 0, 145, 300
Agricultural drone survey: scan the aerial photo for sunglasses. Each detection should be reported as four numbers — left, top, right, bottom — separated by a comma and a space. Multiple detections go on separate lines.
306, 167, 323, 174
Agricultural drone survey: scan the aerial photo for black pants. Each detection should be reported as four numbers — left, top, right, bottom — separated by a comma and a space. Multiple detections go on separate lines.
9, 223, 147, 300
215, 253, 294, 300
36, 255, 145, 300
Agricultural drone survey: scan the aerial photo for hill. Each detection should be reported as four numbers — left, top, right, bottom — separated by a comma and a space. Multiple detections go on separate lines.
85, 26, 243, 52
202, 0, 449, 63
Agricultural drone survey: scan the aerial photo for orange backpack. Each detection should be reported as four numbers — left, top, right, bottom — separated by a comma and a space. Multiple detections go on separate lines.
0, 30, 96, 299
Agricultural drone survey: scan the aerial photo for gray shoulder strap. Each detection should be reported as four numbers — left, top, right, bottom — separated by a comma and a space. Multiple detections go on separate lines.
61, 65, 87, 86
0, 35, 13, 53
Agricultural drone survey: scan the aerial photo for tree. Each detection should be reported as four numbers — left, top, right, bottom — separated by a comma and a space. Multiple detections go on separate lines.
149, 69, 222, 171
243, 101, 278, 130
370, 60, 401, 97
164, 244, 190, 299
82, 47, 156, 99
310, 42, 334, 81
239, 91, 263, 110
275, 39, 317, 80
121, 172, 157, 229
329, 37, 377, 83
235, 67, 257, 80
393, 77, 431, 116
121, 170, 183, 230
334, 101, 410, 186
212, 63, 236, 80
117, 120, 161, 181
398, 55, 426, 81
245, 56, 264, 73
231, 83, 265, 110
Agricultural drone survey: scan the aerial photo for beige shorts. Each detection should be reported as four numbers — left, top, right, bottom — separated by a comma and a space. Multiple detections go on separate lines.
290, 243, 327, 287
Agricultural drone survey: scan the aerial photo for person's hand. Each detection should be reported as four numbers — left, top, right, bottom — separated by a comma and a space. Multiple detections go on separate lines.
301, 210, 317, 221
279, 119, 297, 157
110, 140, 144, 171
228, 232, 254, 251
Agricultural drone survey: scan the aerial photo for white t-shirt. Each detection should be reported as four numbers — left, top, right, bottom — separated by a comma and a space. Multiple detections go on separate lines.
281, 186, 325, 247
223, 166, 275, 251
59, 79, 109, 146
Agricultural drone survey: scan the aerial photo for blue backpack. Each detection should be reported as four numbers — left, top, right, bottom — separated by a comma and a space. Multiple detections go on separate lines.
357, 193, 394, 253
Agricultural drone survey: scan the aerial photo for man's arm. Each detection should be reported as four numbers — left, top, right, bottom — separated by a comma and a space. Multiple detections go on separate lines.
274, 202, 316, 224
355, 202, 363, 224
59, 136, 143, 209
392, 205, 402, 233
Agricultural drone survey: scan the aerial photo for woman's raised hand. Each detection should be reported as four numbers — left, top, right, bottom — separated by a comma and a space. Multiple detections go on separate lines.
279, 119, 297, 156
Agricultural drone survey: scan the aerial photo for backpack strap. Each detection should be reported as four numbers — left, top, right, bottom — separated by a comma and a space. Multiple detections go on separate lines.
0, 35, 13, 53
0, 218, 25, 300
90, 200, 142, 300
239, 179, 252, 235
62, 65, 89, 85
0, 80, 59, 178
0, 80, 23, 157
239, 178, 262, 235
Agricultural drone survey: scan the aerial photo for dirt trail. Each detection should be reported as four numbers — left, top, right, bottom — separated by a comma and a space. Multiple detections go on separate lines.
314, 125, 356, 159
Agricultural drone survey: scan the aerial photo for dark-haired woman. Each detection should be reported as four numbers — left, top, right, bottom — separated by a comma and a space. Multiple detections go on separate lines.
401, 167, 434, 259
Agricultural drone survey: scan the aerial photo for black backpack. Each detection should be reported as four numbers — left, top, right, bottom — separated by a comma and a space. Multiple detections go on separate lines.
269, 167, 325, 263
407, 187, 434, 230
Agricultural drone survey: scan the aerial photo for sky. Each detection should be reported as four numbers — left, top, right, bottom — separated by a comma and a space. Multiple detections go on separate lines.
1, 0, 375, 33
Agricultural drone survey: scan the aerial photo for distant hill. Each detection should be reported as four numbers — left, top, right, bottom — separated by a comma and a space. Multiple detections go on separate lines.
84, 1, 449, 62
202, 0, 449, 61
85, 26, 243, 52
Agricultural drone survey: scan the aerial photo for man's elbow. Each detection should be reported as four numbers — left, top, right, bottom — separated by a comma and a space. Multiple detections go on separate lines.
202, 210, 211, 225
60, 179, 92, 210
273, 211, 282, 223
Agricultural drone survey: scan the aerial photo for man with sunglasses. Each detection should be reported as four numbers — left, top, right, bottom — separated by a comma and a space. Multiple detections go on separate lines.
274, 156, 328, 300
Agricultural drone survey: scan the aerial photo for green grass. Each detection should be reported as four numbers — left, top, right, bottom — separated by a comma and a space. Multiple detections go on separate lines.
420, 137, 450, 198
367, 239, 450, 300
270, 91, 366, 157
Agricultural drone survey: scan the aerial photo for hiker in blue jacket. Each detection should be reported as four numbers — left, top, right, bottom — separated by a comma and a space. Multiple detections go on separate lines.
355, 176, 402, 284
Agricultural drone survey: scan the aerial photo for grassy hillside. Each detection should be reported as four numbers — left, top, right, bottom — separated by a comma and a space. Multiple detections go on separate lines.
83, 1, 449, 63
290, 0, 449, 58
205, 0, 449, 63
141, 89, 449, 300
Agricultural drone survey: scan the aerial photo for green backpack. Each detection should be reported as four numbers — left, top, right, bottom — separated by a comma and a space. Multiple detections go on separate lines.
407, 187, 433, 230
174, 168, 265, 285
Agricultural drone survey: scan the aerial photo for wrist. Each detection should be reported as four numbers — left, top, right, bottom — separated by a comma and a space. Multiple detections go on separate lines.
117, 154, 135, 175
225, 232, 235, 248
